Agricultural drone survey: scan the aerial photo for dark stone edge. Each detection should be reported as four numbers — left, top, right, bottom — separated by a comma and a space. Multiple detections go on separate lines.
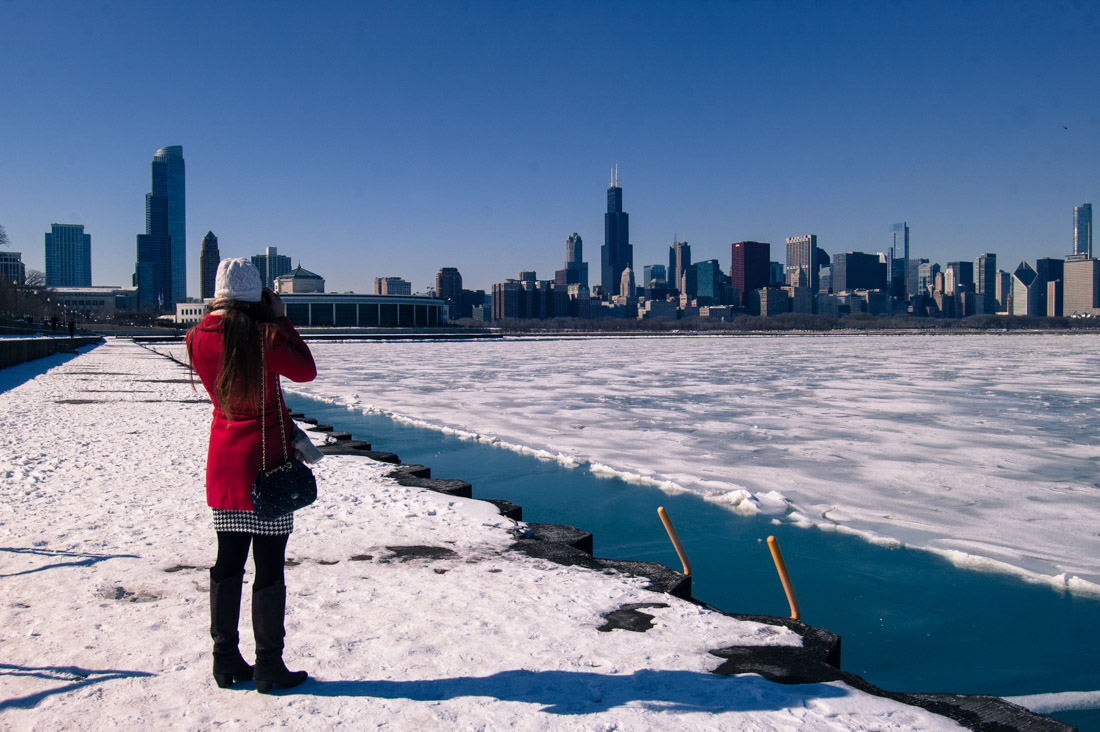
136, 343, 1075, 732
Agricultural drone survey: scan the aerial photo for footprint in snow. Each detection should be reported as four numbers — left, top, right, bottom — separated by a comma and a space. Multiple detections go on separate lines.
97, 586, 162, 603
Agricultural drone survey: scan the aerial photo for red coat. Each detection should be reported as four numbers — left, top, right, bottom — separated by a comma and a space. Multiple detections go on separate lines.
187, 313, 317, 510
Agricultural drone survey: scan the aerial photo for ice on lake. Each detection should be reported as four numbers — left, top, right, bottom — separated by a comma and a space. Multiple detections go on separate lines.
259, 333, 1100, 593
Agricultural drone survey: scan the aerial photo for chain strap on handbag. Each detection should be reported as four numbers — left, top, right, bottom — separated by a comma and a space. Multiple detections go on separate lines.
250, 326, 317, 520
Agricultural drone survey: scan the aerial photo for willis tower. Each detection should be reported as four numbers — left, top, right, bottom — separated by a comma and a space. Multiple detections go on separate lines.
601, 166, 632, 297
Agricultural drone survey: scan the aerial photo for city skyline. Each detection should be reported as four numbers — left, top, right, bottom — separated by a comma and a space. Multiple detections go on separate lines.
1, 2, 1098, 295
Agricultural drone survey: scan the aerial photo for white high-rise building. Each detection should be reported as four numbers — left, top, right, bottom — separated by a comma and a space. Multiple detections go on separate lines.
785, 234, 818, 291
1074, 203, 1092, 258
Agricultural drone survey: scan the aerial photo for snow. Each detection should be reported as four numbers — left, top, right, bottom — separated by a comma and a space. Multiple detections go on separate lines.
0, 339, 966, 730
189, 333, 1100, 596
1005, 689, 1100, 715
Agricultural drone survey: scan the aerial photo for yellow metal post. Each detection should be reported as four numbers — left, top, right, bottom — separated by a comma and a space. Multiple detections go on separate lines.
767, 535, 801, 621
657, 506, 692, 577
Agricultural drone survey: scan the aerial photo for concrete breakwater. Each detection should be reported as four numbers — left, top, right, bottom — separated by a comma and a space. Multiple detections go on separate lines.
140, 341, 1072, 731
0, 336, 104, 369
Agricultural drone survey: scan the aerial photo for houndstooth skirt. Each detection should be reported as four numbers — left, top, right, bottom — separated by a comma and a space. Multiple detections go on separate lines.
212, 508, 293, 535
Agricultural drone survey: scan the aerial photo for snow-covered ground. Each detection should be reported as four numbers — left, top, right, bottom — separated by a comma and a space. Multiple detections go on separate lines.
211, 333, 1100, 596
0, 340, 970, 730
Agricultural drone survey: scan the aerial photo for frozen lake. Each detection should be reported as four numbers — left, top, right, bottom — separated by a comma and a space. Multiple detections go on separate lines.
277, 333, 1100, 595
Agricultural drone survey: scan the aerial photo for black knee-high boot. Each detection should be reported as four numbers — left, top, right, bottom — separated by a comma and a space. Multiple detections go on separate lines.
210, 570, 253, 688
252, 582, 308, 693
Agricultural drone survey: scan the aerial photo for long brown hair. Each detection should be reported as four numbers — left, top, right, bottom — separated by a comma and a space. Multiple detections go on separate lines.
188, 295, 277, 420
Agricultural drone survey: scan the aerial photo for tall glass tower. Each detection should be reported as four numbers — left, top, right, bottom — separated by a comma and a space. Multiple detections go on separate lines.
1074, 203, 1092, 258
135, 145, 186, 308
888, 222, 909, 299
44, 223, 92, 287
975, 253, 997, 295
601, 166, 632, 297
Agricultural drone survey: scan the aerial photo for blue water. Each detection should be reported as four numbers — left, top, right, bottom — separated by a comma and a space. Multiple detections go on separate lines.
287, 394, 1099, 728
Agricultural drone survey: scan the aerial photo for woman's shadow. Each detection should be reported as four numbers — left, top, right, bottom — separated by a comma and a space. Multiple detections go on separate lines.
297, 668, 848, 715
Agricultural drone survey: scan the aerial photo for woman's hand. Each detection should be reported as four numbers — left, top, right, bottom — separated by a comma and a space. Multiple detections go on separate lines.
265, 288, 286, 318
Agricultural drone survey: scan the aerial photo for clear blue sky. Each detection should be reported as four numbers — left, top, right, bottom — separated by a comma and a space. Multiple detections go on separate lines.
1, 0, 1097, 295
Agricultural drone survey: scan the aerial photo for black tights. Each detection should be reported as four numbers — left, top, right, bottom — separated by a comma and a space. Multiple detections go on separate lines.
211, 532, 288, 589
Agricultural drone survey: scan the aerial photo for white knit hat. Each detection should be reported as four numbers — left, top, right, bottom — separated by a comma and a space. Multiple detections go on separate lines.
214, 258, 263, 302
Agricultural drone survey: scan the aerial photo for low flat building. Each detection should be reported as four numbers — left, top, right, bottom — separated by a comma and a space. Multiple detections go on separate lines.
172, 292, 448, 328
638, 299, 678, 320
52, 286, 138, 318
698, 305, 733, 320
282, 292, 446, 328
171, 302, 208, 325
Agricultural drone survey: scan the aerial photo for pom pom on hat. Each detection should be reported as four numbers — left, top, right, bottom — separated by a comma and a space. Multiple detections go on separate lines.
214, 258, 263, 302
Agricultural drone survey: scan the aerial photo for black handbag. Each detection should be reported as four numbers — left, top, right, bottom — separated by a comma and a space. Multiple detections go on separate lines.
250, 332, 317, 520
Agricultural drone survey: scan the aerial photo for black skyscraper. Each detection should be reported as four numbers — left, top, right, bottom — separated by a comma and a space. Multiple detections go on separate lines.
730, 241, 769, 307
601, 167, 632, 297
199, 231, 220, 300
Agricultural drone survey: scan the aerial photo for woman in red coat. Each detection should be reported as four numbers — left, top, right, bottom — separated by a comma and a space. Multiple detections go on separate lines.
187, 257, 317, 693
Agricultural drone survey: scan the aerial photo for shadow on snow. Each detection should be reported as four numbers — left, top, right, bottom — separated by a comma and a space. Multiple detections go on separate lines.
0, 663, 154, 710
0, 546, 140, 578
296, 668, 849, 715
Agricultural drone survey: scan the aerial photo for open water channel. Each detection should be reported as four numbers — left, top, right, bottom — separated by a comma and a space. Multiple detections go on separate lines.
287, 393, 1099, 729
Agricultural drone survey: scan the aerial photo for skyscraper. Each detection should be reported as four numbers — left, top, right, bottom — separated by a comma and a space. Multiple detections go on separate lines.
44, 223, 91, 287
1074, 203, 1092, 258
730, 241, 770, 308
833, 251, 886, 292
619, 267, 636, 302
642, 264, 666, 285
669, 239, 691, 295
199, 231, 220, 300
135, 145, 185, 308
918, 261, 940, 295
1064, 258, 1100, 316
975, 252, 997, 313
1012, 261, 1040, 316
995, 270, 1012, 312
435, 267, 463, 301
785, 234, 818, 291
601, 167, 632, 297
907, 258, 926, 299
251, 247, 292, 289
555, 232, 588, 286
975, 253, 996, 295
1034, 257, 1064, 316
944, 261, 974, 295
693, 259, 723, 305
888, 222, 909, 300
